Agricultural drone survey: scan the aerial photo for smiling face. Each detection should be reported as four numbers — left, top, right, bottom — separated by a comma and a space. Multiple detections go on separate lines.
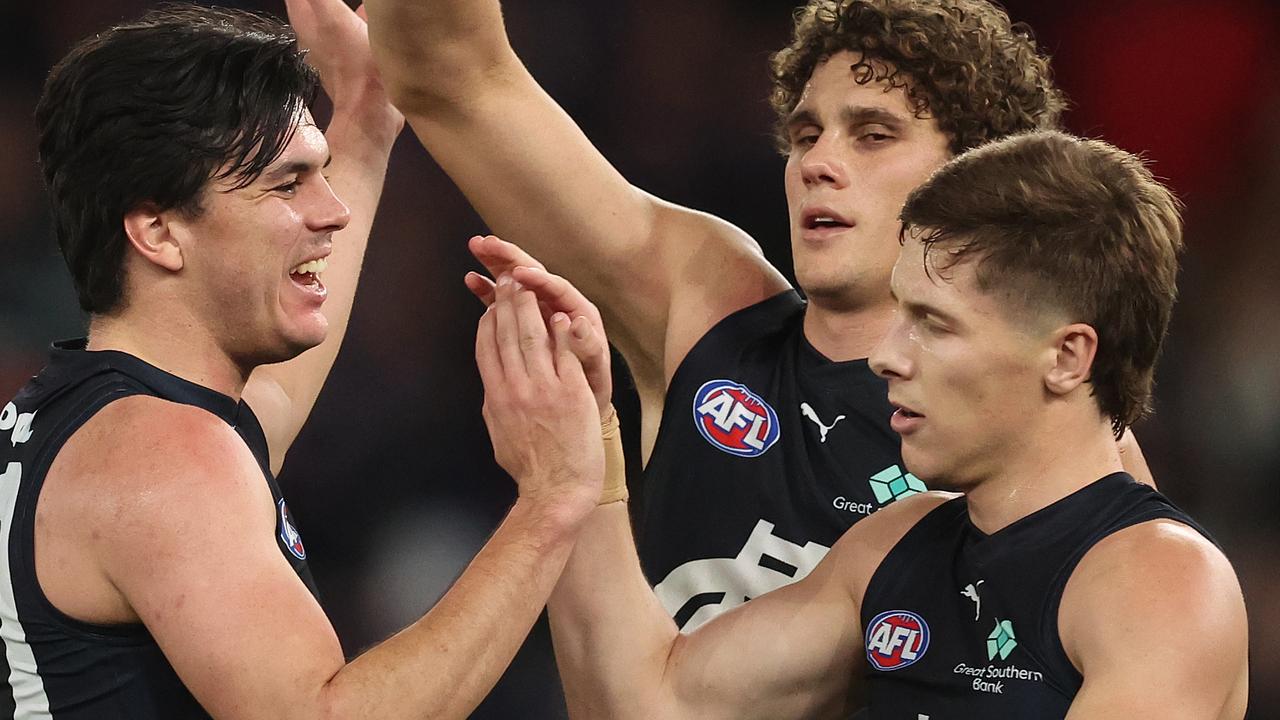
169, 111, 350, 367
783, 51, 952, 312
869, 234, 1062, 489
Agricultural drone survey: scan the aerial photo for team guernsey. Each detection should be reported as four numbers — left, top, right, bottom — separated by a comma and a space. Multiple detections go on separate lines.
0, 340, 318, 718
638, 290, 916, 630
860, 472, 1212, 718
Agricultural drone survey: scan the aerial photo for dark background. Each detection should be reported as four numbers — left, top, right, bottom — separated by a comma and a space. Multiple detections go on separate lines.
1, 1, 1277, 716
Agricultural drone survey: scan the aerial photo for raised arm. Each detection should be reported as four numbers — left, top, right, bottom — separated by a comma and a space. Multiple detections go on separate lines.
1061, 520, 1248, 719
245, 0, 404, 473
361, 0, 789, 408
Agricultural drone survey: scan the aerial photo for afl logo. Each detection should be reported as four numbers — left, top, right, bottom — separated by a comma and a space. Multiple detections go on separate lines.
692, 379, 780, 457
278, 499, 306, 560
865, 610, 930, 671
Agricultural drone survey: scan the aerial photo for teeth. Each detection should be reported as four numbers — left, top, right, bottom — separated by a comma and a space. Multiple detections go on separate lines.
291, 257, 329, 276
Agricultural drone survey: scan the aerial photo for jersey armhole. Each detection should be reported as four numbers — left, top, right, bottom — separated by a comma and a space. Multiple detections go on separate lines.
18, 385, 155, 642
635, 289, 800, 523
1041, 509, 1209, 695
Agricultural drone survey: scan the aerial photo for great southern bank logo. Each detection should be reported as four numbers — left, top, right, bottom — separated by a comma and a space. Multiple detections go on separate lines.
866, 610, 930, 671
692, 379, 780, 457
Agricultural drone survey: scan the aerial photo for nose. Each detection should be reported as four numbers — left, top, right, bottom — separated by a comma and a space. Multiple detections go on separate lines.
869, 311, 912, 381
310, 177, 351, 233
799, 133, 849, 189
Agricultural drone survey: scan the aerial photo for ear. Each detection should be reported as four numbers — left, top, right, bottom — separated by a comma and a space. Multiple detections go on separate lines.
122, 203, 185, 272
1044, 323, 1099, 396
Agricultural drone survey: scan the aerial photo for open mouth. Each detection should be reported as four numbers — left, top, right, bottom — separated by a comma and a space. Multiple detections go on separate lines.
804, 215, 853, 231
290, 257, 328, 288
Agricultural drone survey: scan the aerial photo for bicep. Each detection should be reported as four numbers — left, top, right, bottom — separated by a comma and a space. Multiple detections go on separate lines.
407, 67, 787, 383
101, 449, 343, 719
665, 542, 864, 720
1062, 523, 1247, 719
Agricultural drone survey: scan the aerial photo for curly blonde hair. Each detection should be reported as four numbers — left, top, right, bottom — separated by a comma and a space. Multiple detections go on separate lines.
770, 0, 1066, 155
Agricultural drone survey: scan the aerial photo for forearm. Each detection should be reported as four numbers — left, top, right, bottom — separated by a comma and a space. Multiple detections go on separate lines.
280, 103, 398, 379
364, 0, 516, 111
319, 498, 585, 719
246, 107, 397, 471
548, 502, 684, 719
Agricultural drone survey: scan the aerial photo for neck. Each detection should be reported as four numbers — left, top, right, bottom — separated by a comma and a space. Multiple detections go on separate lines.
87, 308, 250, 400
964, 411, 1123, 535
802, 296, 896, 361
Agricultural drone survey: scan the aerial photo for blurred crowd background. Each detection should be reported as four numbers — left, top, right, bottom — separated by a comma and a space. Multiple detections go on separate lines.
1, 0, 1277, 716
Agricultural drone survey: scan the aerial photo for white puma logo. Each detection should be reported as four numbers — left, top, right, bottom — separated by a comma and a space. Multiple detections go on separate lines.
961, 580, 985, 621
799, 402, 845, 443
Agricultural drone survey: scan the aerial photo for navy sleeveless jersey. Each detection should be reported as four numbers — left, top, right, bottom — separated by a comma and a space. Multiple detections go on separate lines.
638, 290, 916, 630
0, 340, 318, 718
860, 472, 1212, 718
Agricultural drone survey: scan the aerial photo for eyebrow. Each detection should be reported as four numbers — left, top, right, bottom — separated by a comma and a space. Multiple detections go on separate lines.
889, 286, 963, 328
260, 155, 333, 184
785, 105, 908, 133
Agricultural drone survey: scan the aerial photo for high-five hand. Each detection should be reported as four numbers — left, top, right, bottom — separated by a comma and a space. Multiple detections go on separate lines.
475, 275, 603, 515
466, 235, 612, 419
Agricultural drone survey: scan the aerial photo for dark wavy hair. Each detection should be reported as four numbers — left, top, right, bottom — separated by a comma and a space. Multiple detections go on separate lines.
36, 4, 319, 314
770, 0, 1066, 155
900, 131, 1184, 437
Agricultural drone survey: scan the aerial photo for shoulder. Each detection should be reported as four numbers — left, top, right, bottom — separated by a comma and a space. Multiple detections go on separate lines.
1061, 519, 1246, 670
1059, 519, 1248, 713
47, 395, 273, 547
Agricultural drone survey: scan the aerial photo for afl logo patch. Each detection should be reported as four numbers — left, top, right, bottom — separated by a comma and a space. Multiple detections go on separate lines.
692, 379, 780, 457
278, 499, 306, 560
865, 610, 930, 671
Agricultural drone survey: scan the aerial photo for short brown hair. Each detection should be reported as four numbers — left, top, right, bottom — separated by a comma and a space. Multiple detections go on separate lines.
37, 5, 317, 314
770, 0, 1066, 155
900, 131, 1184, 436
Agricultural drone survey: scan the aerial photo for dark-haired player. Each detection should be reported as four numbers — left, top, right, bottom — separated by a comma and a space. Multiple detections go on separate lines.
543, 130, 1248, 719
0, 0, 603, 716
364, 0, 1152, 629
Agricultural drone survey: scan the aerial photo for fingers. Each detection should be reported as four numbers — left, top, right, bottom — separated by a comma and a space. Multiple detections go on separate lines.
510, 265, 600, 323
513, 276, 554, 379
549, 312, 577, 376
491, 273, 558, 383
474, 305, 502, 391
464, 271, 496, 307
492, 276, 527, 382
468, 234, 547, 278
568, 315, 608, 373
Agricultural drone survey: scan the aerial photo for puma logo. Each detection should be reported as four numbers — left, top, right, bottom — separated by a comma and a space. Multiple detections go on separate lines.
800, 402, 845, 443
961, 580, 985, 621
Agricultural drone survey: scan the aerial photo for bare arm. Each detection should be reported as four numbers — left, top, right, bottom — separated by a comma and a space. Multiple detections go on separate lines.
361, 0, 789, 405
245, 0, 403, 474
550, 479, 952, 717
71, 274, 603, 719
1061, 520, 1248, 719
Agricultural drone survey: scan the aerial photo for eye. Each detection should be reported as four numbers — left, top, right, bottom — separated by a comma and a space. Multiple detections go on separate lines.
272, 179, 301, 195
859, 130, 894, 144
789, 127, 820, 150
923, 316, 951, 335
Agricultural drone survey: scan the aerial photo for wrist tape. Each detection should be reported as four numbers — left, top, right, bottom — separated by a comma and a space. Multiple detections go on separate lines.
598, 404, 628, 505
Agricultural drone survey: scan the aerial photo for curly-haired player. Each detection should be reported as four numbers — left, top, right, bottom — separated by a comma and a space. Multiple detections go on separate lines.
363, 0, 1150, 635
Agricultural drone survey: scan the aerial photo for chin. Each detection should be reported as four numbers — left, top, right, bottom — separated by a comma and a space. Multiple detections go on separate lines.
901, 446, 959, 492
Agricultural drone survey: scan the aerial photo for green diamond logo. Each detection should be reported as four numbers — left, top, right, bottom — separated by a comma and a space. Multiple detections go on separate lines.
869, 465, 928, 505
986, 619, 1017, 660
